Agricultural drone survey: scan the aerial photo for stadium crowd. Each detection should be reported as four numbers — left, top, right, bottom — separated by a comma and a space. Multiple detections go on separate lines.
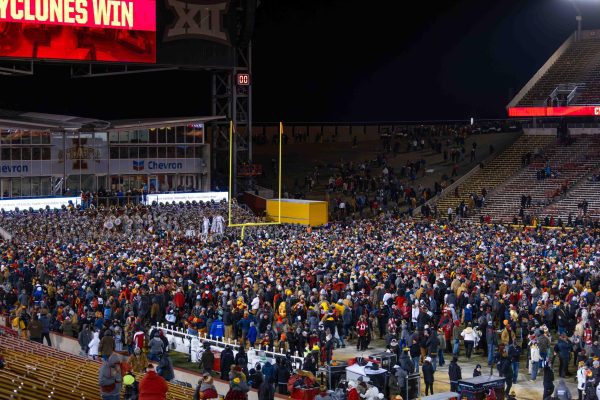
0, 200, 599, 399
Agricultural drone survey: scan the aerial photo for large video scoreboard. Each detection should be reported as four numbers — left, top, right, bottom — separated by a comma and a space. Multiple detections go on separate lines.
0, 0, 249, 66
0, 0, 156, 62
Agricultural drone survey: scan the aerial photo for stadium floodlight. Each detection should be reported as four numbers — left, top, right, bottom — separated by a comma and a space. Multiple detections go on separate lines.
568, 0, 583, 40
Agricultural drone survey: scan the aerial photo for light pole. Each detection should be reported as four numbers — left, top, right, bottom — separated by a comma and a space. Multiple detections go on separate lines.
570, 0, 583, 41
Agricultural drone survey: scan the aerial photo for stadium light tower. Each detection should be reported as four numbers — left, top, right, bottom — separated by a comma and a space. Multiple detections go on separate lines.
569, 0, 583, 40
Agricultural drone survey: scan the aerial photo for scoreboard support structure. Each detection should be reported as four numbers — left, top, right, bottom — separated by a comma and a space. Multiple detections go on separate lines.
211, 44, 253, 197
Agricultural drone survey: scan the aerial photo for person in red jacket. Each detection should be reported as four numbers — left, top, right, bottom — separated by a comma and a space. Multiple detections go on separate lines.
356, 315, 369, 351
347, 381, 360, 400
139, 367, 168, 400
174, 288, 185, 309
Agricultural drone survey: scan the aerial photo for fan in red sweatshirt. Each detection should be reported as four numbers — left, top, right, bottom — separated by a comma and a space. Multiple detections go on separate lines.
174, 288, 185, 309
139, 370, 168, 400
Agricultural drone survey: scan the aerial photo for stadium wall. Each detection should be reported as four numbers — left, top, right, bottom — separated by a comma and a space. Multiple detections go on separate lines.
523, 128, 557, 135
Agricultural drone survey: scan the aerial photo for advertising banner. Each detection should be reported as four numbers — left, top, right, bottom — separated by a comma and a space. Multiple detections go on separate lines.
0, 158, 206, 177
0, 195, 80, 211
508, 106, 600, 117
144, 191, 227, 204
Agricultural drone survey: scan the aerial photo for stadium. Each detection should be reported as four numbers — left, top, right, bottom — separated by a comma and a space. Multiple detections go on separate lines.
0, 1, 599, 400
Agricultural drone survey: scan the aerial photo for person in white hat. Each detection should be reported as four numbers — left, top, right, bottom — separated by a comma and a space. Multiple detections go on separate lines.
347, 381, 359, 400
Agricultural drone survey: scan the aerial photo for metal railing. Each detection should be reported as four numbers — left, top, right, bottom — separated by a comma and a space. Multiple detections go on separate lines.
154, 323, 305, 371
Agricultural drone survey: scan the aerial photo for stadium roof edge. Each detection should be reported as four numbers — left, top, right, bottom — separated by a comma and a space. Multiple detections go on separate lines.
111, 116, 224, 130
0, 109, 224, 131
506, 32, 576, 110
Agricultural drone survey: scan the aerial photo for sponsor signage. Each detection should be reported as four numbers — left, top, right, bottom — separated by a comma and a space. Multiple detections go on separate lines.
0, 158, 204, 176
508, 106, 600, 117
0, 0, 156, 62
0, 164, 29, 173
131, 160, 184, 171
0, 196, 81, 211
144, 191, 227, 204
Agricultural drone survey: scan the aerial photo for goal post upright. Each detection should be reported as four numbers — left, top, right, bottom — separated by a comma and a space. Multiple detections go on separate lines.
228, 120, 284, 232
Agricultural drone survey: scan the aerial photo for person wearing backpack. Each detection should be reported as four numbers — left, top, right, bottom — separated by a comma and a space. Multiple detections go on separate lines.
98, 353, 123, 400
553, 379, 572, 400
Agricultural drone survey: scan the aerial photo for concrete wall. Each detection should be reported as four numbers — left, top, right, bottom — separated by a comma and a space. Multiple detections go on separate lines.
568, 128, 600, 135
523, 128, 557, 136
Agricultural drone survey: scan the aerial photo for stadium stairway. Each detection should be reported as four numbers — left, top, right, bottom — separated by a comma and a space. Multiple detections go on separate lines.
434, 134, 555, 215
518, 37, 600, 106
0, 333, 195, 400
572, 60, 600, 104
539, 166, 600, 221
465, 135, 600, 222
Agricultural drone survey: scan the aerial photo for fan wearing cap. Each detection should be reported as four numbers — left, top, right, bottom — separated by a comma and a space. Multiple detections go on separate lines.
123, 372, 139, 400
225, 373, 249, 400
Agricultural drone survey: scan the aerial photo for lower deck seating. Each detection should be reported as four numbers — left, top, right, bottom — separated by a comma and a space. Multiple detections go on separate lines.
0, 333, 196, 400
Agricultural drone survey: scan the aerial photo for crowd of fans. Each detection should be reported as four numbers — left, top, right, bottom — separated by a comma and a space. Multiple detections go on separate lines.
0, 200, 599, 399
276, 124, 496, 221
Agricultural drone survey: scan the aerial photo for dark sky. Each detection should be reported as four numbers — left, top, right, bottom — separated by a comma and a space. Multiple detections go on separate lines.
1, 0, 600, 122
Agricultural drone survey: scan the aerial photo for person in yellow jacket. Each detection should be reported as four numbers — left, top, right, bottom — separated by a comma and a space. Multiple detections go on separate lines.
334, 299, 345, 315
319, 299, 330, 315
500, 320, 513, 345
12, 309, 28, 339
278, 300, 287, 319
127, 347, 149, 373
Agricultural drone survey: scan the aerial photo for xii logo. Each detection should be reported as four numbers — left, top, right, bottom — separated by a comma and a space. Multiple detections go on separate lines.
164, 0, 229, 44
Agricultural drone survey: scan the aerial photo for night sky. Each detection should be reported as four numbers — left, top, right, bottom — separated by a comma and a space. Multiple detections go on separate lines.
1, 0, 600, 122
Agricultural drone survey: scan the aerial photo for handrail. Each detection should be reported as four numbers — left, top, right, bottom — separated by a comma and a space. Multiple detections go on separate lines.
154, 323, 305, 370
567, 86, 579, 105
